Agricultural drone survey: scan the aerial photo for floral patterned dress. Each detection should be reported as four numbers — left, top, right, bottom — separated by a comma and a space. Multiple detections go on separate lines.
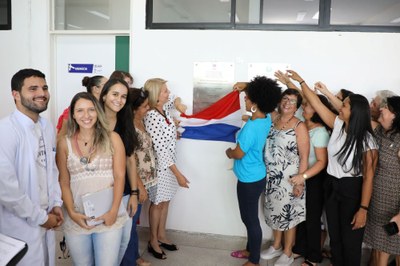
135, 128, 158, 203
264, 122, 306, 231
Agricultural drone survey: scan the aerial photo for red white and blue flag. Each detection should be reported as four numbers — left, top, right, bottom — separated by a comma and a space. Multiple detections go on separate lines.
179, 91, 242, 143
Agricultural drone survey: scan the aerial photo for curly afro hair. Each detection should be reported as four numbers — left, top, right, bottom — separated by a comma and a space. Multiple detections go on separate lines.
246, 76, 282, 114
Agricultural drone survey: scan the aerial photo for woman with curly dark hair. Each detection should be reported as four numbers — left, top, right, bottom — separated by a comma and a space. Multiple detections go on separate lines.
227, 76, 282, 266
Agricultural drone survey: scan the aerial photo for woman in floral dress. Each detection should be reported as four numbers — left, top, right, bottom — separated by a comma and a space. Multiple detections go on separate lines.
261, 88, 310, 266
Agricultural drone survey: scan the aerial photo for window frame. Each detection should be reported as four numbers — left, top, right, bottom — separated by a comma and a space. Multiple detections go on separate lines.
0, 0, 12, 30
146, 0, 400, 33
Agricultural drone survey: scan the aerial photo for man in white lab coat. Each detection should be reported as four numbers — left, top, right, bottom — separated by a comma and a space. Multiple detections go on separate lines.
0, 69, 63, 265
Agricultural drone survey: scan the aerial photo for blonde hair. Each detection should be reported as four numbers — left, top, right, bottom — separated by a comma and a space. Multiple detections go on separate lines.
143, 78, 167, 108
67, 92, 113, 154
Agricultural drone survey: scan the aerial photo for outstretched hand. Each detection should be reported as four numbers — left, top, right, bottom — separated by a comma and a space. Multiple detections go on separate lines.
287, 70, 303, 82
274, 70, 291, 85
314, 81, 329, 95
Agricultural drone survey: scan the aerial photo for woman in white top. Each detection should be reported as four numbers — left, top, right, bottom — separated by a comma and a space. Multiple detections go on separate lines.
57, 92, 127, 266
289, 70, 378, 266
144, 78, 189, 260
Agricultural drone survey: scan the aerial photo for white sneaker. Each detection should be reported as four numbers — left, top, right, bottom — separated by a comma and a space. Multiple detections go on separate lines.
260, 246, 283, 260
274, 253, 294, 266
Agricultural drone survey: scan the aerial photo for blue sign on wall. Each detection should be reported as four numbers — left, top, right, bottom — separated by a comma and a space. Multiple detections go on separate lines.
68, 64, 94, 73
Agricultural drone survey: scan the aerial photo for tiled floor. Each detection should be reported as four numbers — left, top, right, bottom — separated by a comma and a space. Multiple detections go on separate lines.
55, 227, 371, 266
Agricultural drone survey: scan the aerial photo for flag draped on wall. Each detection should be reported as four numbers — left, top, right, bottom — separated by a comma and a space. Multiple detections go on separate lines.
179, 91, 242, 143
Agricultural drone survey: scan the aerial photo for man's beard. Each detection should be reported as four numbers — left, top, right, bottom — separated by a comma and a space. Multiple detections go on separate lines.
20, 95, 49, 114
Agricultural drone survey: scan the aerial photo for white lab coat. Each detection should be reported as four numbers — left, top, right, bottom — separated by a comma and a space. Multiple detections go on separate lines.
0, 110, 62, 266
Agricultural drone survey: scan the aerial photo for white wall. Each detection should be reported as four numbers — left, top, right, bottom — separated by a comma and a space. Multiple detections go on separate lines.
0, 0, 51, 120
53, 35, 116, 119
130, 0, 400, 238
1, 0, 400, 239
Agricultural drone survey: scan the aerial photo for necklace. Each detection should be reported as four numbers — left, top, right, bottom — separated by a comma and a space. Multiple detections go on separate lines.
154, 108, 171, 125
74, 134, 96, 168
277, 115, 294, 131
78, 133, 92, 146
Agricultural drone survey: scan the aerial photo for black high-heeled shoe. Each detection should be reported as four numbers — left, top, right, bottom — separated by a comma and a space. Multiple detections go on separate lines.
147, 242, 167, 260
158, 240, 179, 251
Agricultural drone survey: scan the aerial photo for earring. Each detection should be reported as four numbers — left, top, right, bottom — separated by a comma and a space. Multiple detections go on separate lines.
251, 106, 257, 113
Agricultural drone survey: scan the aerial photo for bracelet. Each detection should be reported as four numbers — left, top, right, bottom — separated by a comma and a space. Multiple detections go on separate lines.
299, 80, 305, 85
130, 189, 139, 196
360, 205, 369, 211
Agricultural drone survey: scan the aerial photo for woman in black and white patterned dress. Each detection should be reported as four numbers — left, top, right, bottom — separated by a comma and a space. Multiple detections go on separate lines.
144, 78, 189, 260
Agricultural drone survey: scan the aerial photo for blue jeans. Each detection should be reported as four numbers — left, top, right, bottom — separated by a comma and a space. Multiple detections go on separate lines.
237, 177, 266, 264
120, 195, 142, 266
65, 228, 123, 266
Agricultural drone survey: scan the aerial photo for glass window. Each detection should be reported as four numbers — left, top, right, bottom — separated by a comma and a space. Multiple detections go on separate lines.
147, 0, 400, 32
0, 0, 11, 30
54, 0, 130, 30
331, 0, 400, 26
262, 0, 319, 25
152, 0, 231, 23
236, 0, 261, 24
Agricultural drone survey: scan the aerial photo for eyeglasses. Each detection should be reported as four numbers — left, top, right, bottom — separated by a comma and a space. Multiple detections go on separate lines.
282, 96, 297, 105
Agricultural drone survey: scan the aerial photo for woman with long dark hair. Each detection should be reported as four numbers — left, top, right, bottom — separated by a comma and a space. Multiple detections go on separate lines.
120, 88, 157, 266
98, 78, 140, 264
289, 70, 378, 266
291, 95, 334, 266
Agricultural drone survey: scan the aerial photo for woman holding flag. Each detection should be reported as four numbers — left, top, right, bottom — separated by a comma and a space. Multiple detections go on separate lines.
227, 76, 281, 266
144, 78, 189, 260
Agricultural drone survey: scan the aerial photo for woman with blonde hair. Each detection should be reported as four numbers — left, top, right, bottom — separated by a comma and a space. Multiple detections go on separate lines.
144, 78, 189, 260
56, 75, 107, 138
57, 92, 127, 265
